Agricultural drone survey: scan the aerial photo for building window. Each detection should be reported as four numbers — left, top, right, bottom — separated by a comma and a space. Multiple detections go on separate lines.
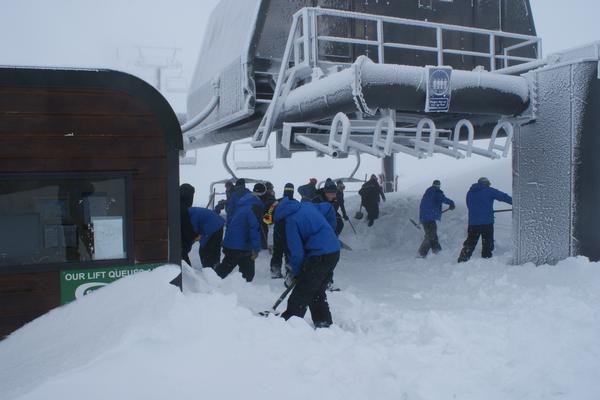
0, 173, 132, 268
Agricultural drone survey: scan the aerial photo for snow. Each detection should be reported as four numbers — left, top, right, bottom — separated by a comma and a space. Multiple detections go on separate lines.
1, 159, 600, 400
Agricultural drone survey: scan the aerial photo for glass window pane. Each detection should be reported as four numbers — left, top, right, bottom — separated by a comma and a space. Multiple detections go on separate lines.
0, 174, 129, 267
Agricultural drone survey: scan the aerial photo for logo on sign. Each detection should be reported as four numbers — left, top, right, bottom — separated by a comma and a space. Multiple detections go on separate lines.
75, 282, 108, 299
425, 66, 453, 113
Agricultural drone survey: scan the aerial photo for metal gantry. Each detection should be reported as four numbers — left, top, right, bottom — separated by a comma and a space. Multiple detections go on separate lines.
251, 7, 540, 161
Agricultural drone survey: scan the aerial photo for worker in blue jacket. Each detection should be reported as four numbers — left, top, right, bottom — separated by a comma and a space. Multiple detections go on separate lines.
188, 207, 225, 269
298, 178, 318, 202
266, 194, 336, 280
214, 183, 265, 282
272, 197, 341, 328
225, 178, 250, 224
418, 180, 455, 257
458, 177, 512, 262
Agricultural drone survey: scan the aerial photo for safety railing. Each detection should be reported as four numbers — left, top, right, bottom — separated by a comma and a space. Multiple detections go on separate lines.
282, 113, 513, 161
296, 7, 542, 72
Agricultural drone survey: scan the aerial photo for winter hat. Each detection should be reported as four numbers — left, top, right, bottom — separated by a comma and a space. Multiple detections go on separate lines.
180, 183, 195, 208
432, 180, 441, 187
324, 179, 337, 193
283, 183, 295, 192
478, 177, 491, 187
253, 182, 267, 195
265, 181, 274, 191
370, 174, 378, 181
235, 178, 246, 188
309, 178, 317, 185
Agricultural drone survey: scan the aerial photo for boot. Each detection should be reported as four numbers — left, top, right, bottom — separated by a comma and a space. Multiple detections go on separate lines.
326, 281, 341, 292
270, 264, 283, 279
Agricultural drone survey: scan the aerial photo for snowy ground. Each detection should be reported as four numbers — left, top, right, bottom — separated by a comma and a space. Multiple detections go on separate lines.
1, 159, 600, 400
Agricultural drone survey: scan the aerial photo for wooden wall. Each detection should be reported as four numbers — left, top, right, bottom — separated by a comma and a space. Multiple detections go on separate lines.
0, 68, 182, 339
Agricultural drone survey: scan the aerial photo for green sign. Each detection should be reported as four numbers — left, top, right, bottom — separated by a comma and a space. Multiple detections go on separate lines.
60, 263, 162, 304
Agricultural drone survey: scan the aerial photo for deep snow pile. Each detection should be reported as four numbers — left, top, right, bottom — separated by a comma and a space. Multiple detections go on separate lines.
1, 164, 600, 400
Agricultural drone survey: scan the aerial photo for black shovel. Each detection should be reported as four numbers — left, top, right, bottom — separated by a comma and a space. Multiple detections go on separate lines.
258, 280, 297, 317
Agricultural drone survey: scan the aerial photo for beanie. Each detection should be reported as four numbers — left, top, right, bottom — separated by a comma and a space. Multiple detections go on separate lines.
478, 177, 491, 186
253, 182, 267, 195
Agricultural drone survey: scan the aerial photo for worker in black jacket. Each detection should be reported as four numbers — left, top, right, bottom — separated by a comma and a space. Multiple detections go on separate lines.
358, 175, 386, 227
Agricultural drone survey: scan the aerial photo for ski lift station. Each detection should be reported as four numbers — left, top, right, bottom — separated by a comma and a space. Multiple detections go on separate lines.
182, 0, 600, 267
1, 0, 600, 336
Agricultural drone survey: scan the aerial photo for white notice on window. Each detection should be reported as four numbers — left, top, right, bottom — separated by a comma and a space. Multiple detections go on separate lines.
92, 216, 125, 260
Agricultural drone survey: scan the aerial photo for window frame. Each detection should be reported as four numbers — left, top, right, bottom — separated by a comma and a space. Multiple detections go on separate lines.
0, 171, 134, 274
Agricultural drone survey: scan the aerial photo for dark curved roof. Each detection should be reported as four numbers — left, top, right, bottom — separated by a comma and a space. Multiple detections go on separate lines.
0, 66, 182, 150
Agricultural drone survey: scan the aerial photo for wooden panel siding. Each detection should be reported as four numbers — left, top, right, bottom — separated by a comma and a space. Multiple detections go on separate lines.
0, 67, 182, 339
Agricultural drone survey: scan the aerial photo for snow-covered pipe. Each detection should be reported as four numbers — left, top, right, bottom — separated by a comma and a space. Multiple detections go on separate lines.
181, 94, 219, 133
295, 135, 340, 158
275, 56, 530, 126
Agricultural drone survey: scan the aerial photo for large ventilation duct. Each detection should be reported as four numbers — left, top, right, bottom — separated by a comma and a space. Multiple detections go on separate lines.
275, 56, 530, 127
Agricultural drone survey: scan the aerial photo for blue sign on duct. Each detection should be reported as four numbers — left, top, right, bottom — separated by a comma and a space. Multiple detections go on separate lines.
425, 66, 453, 112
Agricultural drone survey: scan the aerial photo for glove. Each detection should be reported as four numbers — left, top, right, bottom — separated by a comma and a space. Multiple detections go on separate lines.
449, 204, 456, 210
343, 214, 349, 221
250, 251, 259, 261
284, 273, 296, 288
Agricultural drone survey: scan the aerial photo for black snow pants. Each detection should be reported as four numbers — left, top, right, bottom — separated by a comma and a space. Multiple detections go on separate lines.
260, 221, 269, 250
418, 221, 441, 257
214, 247, 255, 282
270, 220, 288, 276
364, 202, 379, 226
199, 227, 223, 269
458, 224, 495, 262
335, 214, 344, 235
281, 251, 340, 328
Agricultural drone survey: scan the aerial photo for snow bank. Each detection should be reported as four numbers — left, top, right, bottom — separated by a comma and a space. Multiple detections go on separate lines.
1, 162, 600, 400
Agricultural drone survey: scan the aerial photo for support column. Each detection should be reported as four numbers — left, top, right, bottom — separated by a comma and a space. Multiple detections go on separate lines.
381, 155, 395, 193
514, 56, 600, 265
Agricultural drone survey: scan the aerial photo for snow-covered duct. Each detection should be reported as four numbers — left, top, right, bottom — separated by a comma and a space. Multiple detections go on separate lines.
275, 56, 530, 126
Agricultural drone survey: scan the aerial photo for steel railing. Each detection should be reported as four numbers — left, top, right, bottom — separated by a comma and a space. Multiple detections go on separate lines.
293, 7, 541, 72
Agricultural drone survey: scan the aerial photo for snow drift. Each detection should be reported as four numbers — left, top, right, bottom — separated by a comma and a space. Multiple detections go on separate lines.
1, 162, 599, 400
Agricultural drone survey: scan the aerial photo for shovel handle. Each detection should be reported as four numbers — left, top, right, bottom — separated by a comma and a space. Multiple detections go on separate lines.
271, 280, 297, 311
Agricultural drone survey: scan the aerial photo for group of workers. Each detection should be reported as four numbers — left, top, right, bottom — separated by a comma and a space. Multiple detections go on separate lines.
417, 177, 512, 262
180, 174, 512, 328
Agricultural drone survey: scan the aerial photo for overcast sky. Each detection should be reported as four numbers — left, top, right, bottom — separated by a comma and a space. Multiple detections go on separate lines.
1, 0, 598, 112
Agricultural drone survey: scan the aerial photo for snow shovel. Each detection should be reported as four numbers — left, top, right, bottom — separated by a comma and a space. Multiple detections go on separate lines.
354, 204, 364, 220
347, 218, 357, 235
340, 239, 353, 251
258, 280, 297, 317
410, 208, 452, 230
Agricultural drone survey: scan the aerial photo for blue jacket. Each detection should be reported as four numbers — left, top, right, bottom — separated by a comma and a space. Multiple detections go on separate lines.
466, 183, 512, 225
419, 186, 455, 223
223, 193, 263, 252
274, 198, 341, 276
311, 202, 337, 232
188, 207, 225, 248
225, 188, 250, 222
298, 183, 317, 202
